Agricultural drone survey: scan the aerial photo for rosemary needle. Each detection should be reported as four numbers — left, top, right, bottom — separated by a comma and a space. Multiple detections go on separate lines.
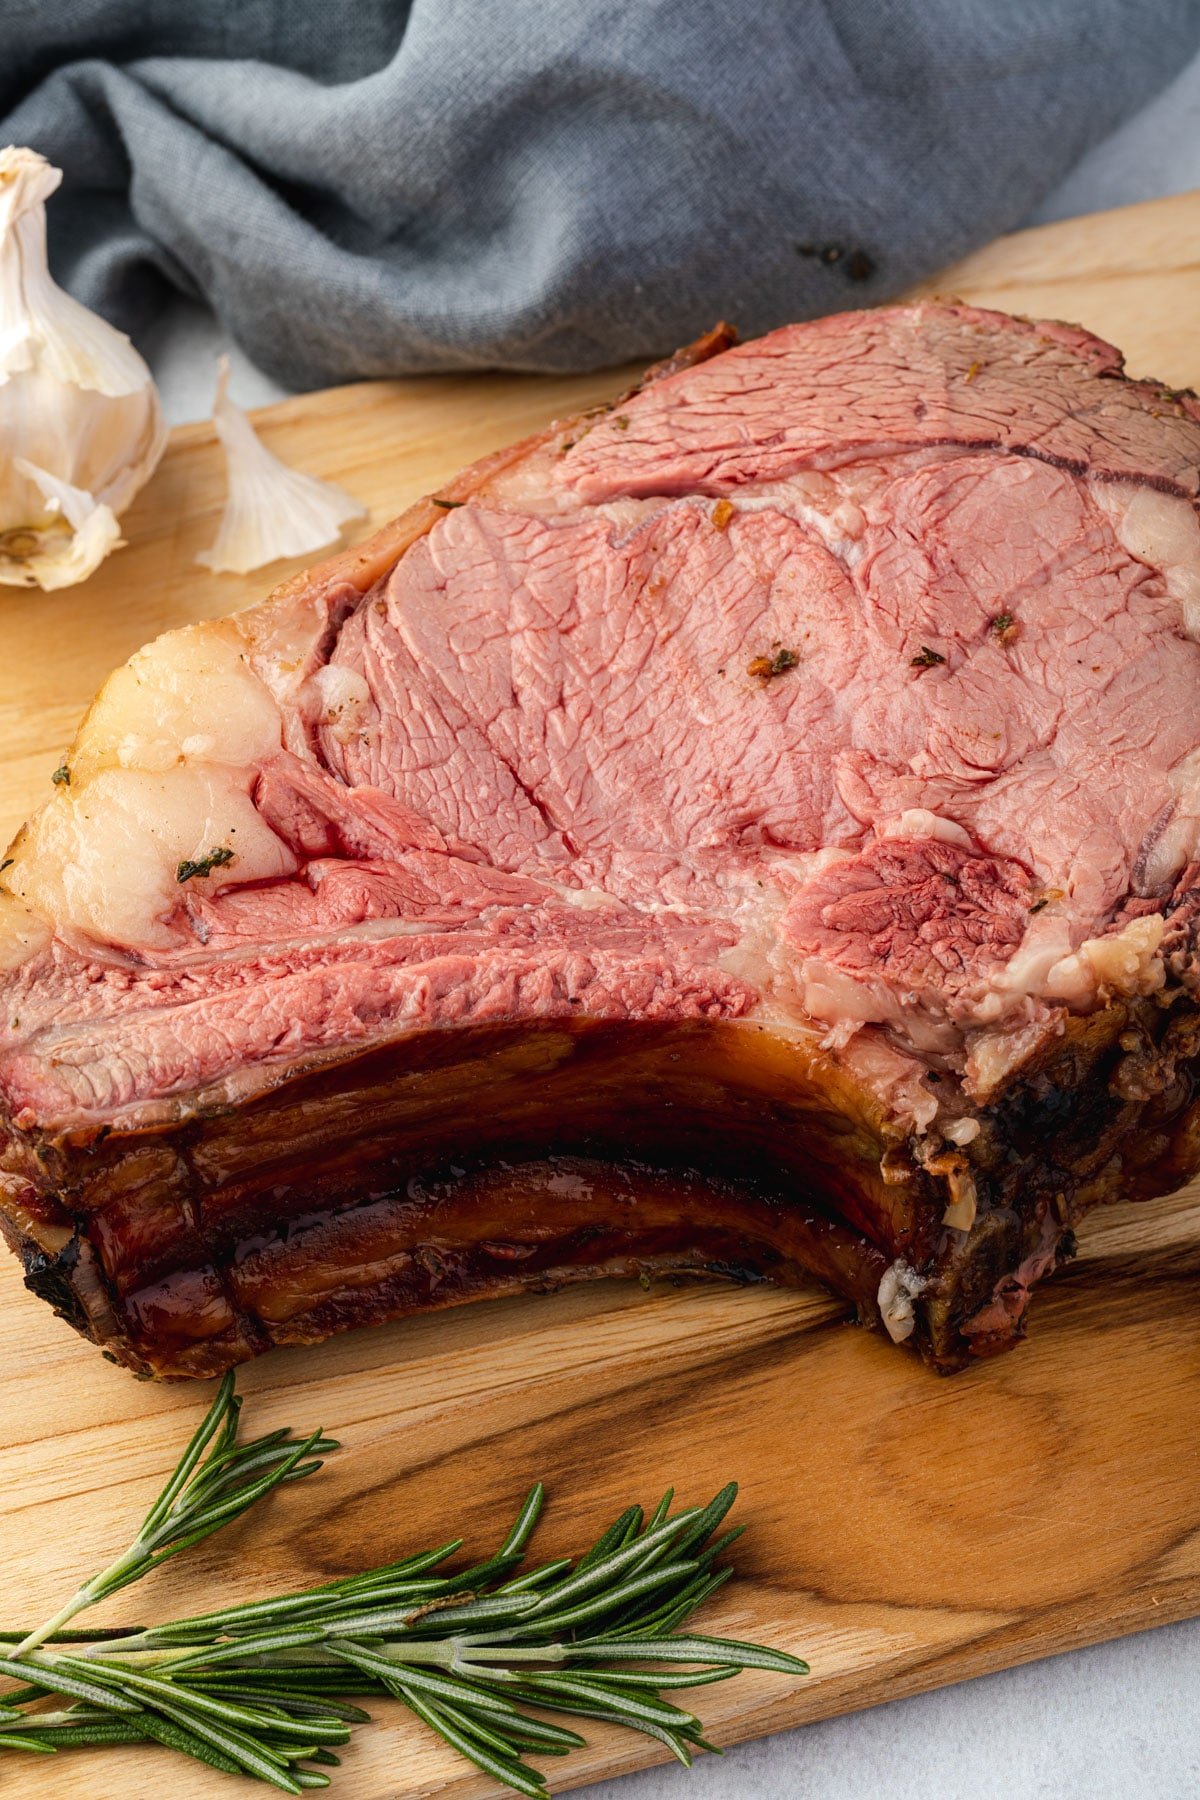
0, 1378, 808, 1795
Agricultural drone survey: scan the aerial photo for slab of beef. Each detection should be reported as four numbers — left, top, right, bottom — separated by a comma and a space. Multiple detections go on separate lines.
3, 303, 1200, 1379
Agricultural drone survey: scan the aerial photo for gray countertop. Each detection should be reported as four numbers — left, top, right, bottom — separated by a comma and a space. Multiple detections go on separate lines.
145, 51, 1200, 1799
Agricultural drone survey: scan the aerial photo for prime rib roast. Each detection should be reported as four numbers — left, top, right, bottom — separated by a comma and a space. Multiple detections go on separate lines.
2, 302, 1200, 1379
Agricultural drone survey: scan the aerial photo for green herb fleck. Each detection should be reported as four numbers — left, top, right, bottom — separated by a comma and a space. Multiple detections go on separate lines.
431, 496, 464, 510
176, 847, 235, 885
50, 765, 70, 787
614, 415, 631, 431
910, 646, 945, 669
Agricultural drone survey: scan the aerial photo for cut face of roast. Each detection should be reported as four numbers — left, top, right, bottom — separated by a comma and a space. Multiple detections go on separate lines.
2, 303, 1200, 1377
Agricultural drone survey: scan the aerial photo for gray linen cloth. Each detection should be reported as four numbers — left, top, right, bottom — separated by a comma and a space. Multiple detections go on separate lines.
3, 0, 1198, 388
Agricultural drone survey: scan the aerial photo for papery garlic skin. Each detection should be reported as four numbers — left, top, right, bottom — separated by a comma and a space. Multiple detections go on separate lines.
198, 356, 366, 575
0, 146, 166, 589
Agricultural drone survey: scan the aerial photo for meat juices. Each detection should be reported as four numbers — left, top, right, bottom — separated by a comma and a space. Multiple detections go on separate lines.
2, 305, 1199, 1376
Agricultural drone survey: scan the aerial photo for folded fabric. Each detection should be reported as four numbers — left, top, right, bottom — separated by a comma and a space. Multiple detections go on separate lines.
3, 0, 1198, 387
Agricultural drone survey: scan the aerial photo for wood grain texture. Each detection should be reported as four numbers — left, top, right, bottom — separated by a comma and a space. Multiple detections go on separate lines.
0, 189, 1198, 1797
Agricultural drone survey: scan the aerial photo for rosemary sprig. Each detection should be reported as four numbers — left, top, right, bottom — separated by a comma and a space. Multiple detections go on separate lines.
12, 1373, 333, 1658
0, 1380, 807, 1795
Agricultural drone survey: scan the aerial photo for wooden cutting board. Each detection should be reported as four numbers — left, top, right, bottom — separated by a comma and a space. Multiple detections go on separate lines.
1, 190, 1199, 1799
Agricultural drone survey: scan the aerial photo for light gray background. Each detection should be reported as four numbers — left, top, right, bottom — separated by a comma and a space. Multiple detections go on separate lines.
145, 50, 1200, 1800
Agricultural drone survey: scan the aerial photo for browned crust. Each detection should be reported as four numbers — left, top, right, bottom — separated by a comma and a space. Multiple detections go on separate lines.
3, 971, 1199, 1377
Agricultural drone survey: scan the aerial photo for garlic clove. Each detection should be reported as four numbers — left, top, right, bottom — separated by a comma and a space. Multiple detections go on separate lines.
6, 458, 122, 589
0, 146, 166, 589
0, 154, 153, 401
0, 149, 165, 590
198, 357, 366, 575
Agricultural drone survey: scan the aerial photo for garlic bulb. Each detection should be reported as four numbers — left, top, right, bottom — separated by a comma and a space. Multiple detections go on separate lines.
0, 146, 166, 590
198, 357, 365, 575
